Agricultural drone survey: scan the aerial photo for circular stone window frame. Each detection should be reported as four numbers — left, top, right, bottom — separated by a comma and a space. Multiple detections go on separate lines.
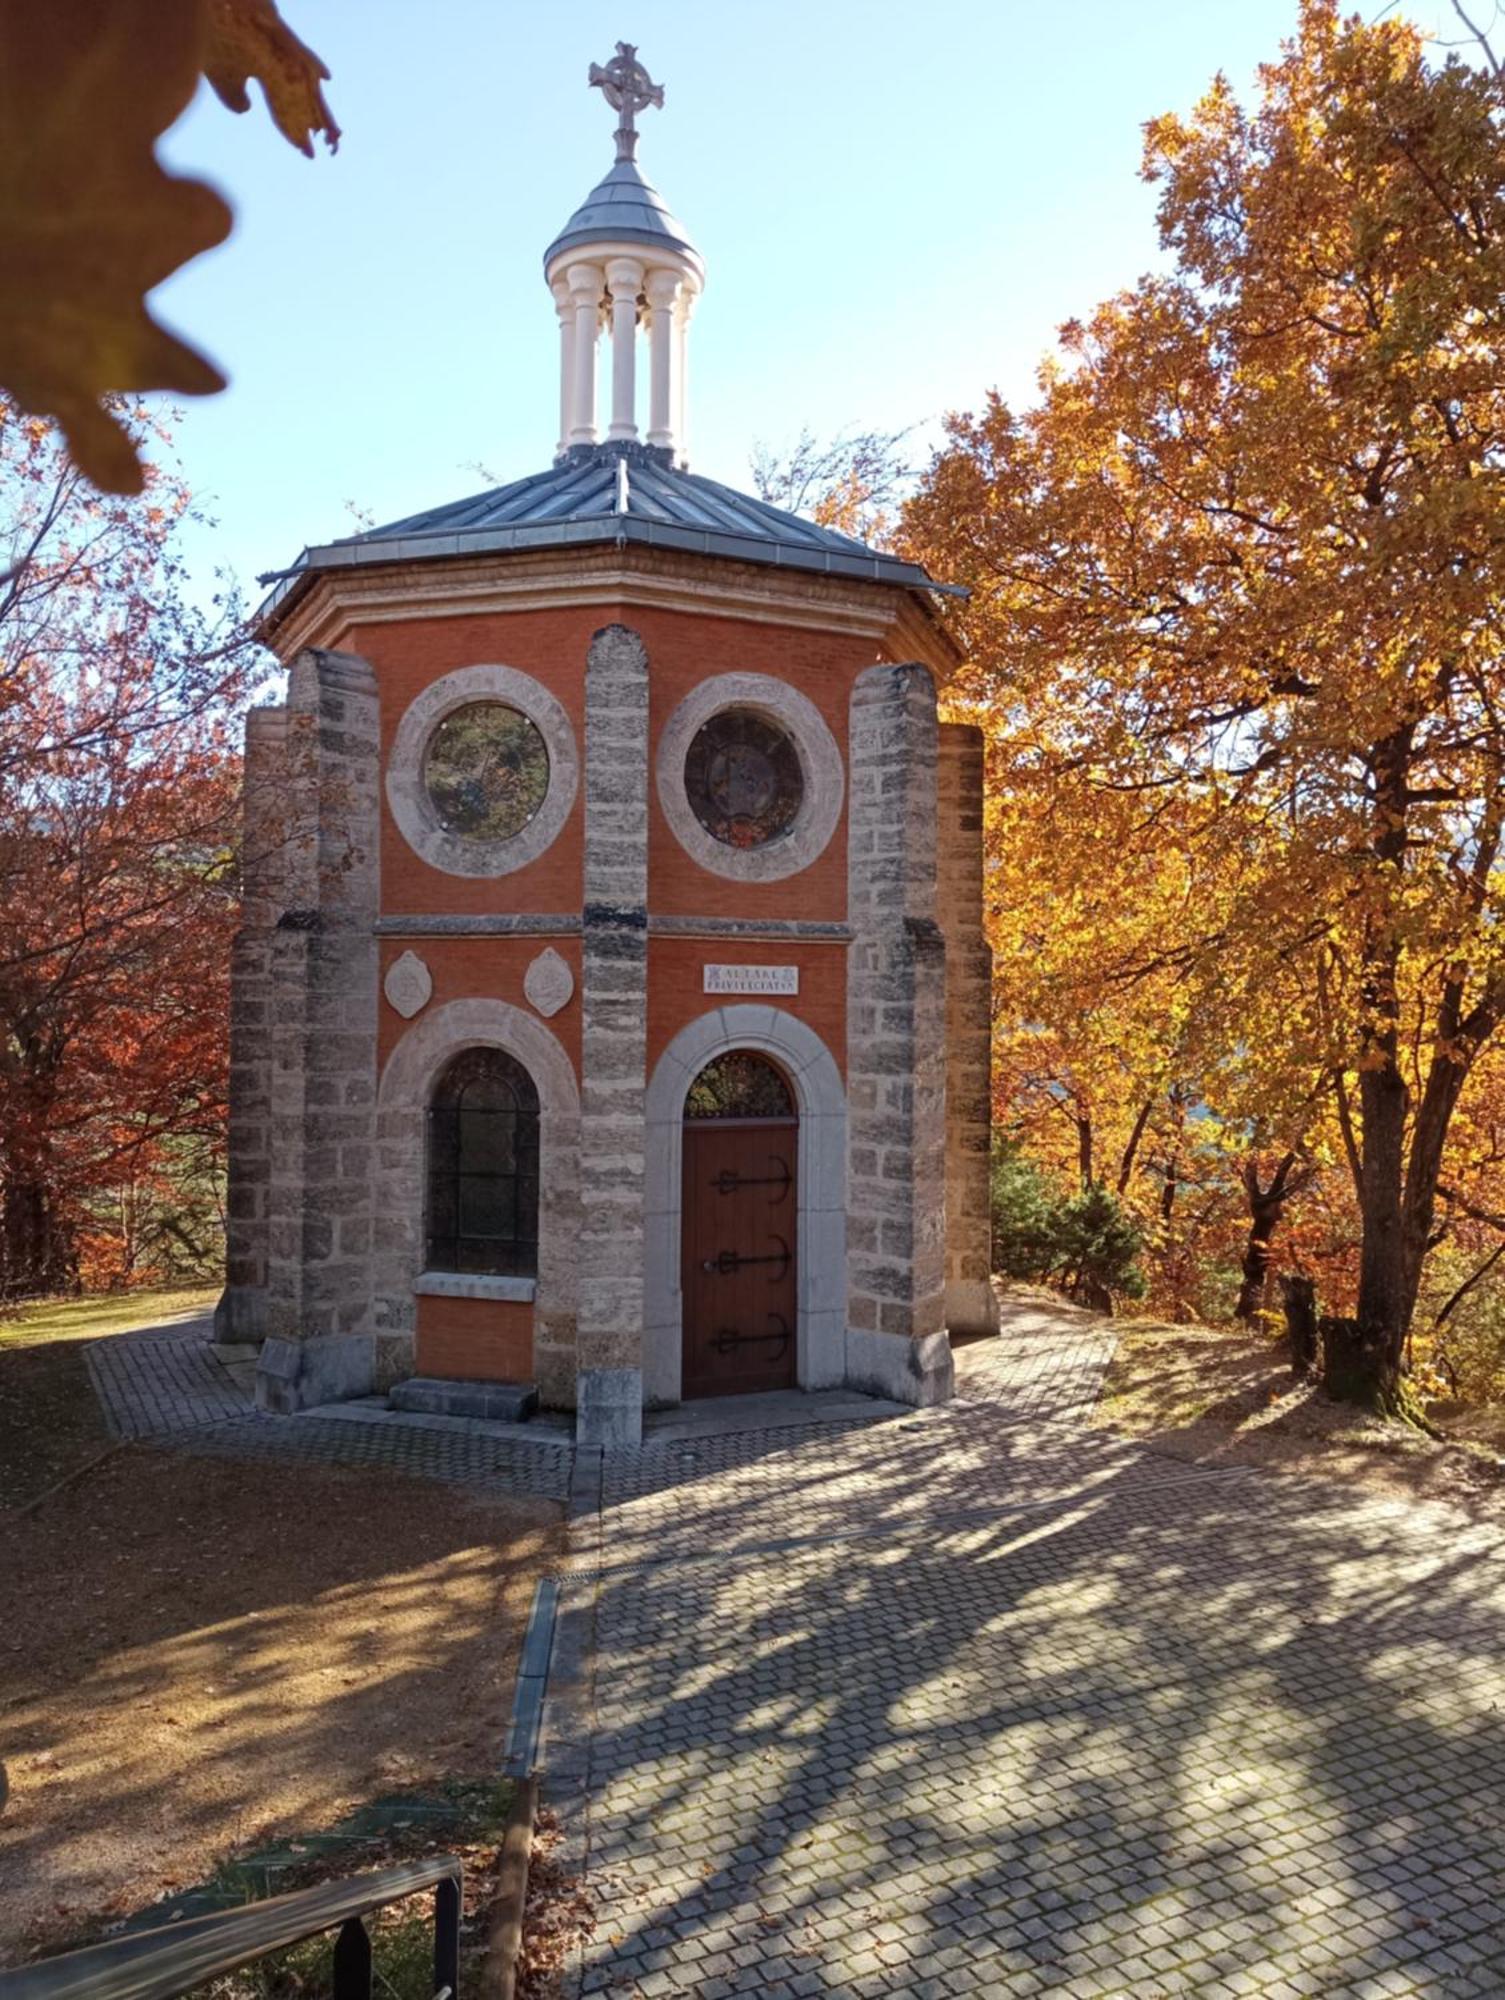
387, 664, 579, 879
656, 672, 844, 883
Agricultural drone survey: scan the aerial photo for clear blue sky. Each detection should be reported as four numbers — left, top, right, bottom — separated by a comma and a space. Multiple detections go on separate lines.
152, 0, 1455, 608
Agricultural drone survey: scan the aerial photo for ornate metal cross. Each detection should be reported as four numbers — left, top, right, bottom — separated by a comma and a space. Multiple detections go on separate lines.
588, 41, 665, 161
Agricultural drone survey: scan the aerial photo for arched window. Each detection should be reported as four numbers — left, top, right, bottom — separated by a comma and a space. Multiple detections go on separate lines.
426, 1048, 540, 1275
684, 1050, 795, 1121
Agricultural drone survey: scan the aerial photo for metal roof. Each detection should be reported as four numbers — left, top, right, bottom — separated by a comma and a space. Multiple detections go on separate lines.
256, 443, 956, 628
543, 156, 703, 277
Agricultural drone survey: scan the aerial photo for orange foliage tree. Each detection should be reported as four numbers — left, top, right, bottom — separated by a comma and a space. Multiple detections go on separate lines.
0, 400, 260, 1296
905, 0, 1505, 1409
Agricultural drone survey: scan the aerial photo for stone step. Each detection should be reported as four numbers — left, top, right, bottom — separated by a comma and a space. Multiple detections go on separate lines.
388, 1377, 539, 1422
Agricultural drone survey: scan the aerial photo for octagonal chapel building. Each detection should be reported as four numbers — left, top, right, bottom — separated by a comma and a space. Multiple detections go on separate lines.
218, 46, 997, 1446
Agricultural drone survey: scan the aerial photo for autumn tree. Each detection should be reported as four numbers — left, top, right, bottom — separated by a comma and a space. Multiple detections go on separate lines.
905, 0, 1505, 1410
751, 426, 916, 545
0, 399, 259, 1296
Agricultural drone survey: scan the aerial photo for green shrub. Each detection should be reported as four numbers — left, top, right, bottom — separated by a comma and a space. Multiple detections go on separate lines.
989, 1140, 1064, 1281
990, 1139, 1147, 1303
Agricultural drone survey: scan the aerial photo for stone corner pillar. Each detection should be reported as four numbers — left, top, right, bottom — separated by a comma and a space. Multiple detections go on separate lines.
844, 662, 953, 1407
216, 701, 288, 1348
575, 623, 651, 1448
938, 722, 999, 1339
254, 647, 383, 1414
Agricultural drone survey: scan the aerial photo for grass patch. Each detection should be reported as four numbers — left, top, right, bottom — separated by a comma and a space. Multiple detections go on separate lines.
0, 1283, 221, 1352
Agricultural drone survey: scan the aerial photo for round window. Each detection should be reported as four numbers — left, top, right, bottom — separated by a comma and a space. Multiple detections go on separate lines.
684, 709, 803, 850
423, 703, 549, 843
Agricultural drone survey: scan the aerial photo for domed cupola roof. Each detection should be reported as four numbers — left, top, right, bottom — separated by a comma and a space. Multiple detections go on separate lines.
543, 42, 703, 281
545, 155, 702, 278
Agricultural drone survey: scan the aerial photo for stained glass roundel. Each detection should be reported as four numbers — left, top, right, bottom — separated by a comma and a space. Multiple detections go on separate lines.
684, 708, 803, 850
423, 702, 549, 842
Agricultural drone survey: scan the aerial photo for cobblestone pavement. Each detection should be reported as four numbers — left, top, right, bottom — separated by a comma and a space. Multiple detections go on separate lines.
84, 1316, 253, 1437
83, 1318, 573, 1498
547, 1307, 1505, 1998
159, 1411, 574, 1499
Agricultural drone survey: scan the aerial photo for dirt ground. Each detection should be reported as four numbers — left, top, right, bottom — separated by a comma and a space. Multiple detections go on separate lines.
1094, 1314, 1505, 1523
0, 1285, 219, 1511
0, 1443, 564, 1960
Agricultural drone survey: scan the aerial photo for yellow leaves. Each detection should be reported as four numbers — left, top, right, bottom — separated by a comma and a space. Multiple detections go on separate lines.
0, 0, 336, 494
204, 0, 340, 158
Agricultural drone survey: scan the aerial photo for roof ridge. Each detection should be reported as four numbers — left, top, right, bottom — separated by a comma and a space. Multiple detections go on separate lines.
258, 454, 959, 629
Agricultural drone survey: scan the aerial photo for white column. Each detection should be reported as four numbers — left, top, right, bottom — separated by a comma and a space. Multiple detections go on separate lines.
567, 261, 603, 447
673, 282, 698, 466
645, 269, 678, 452
551, 274, 575, 456
606, 257, 644, 443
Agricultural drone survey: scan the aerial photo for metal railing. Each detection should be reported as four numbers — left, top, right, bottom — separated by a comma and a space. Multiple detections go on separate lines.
0, 1857, 462, 2000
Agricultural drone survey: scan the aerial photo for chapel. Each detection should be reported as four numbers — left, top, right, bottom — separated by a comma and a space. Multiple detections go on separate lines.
216, 44, 997, 1446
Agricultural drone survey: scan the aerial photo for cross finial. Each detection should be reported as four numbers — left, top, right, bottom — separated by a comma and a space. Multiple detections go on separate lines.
588, 41, 665, 162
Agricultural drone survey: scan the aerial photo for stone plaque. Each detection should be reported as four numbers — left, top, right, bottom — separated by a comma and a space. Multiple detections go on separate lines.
703, 963, 799, 996
383, 948, 433, 1019
524, 945, 575, 1018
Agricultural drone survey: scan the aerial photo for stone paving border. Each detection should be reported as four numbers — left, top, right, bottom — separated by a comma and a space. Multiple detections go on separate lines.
82, 1317, 579, 1495
157, 1413, 576, 1500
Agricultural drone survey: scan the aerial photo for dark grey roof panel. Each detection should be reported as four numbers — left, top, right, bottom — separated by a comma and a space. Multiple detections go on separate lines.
544, 157, 703, 276
255, 444, 960, 626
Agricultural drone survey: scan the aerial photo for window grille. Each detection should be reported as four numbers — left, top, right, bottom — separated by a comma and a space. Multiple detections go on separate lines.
426, 1047, 540, 1274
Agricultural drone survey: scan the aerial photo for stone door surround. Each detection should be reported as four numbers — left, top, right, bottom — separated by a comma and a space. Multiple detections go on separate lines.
642, 1003, 846, 1405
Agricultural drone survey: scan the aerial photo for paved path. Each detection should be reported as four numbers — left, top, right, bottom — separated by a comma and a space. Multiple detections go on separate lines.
82, 1317, 574, 1501
84, 1317, 253, 1438
547, 1301, 1505, 1998
78, 1299, 1505, 1991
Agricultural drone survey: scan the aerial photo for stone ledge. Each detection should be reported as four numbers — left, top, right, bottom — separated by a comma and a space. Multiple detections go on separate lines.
413, 1271, 538, 1302
389, 1376, 539, 1421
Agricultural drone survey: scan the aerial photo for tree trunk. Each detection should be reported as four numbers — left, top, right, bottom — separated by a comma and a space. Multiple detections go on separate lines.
1348, 727, 1414, 1410
1235, 1153, 1309, 1324
1, 1175, 75, 1299
1280, 1274, 1319, 1379
1117, 1101, 1153, 1195
1235, 1216, 1278, 1324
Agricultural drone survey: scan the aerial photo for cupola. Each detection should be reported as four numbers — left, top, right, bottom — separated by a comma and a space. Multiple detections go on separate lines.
543, 43, 703, 465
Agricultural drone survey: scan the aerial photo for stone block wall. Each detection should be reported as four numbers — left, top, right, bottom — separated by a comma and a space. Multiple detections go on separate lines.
216, 704, 287, 1346
576, 623, 651, 1445
844, 662, 953, 1406
937, 722, 999, 1338
254, 649, 382, 1414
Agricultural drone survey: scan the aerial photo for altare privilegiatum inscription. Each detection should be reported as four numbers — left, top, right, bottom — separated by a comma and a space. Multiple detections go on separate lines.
703, 963, 799, 996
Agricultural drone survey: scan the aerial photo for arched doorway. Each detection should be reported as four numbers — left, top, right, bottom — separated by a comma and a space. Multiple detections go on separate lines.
680, 1049, 799, 1398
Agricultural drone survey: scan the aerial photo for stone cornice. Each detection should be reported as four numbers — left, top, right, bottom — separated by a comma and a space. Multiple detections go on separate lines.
262, 542, 962, 682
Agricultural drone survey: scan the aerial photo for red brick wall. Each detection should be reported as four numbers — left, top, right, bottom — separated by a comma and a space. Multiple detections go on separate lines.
376, 935, 582, 1074
415, 1295, 533, 1380
347, 592, 879, 1383
647, 938, 847, 1081
350, 604, 594, 920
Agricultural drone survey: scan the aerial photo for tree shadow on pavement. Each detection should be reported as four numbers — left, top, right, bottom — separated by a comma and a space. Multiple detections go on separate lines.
564, 1404, 1505, 1996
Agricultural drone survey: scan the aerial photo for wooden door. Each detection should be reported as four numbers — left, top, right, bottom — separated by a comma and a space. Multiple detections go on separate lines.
681, 1117, 799, 1398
